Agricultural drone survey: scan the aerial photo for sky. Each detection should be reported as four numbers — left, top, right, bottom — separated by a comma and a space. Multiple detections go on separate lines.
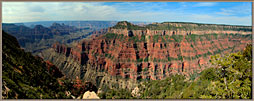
2, 2, 252, 26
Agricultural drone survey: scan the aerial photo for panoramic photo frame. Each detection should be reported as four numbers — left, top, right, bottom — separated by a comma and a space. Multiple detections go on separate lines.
1, 1, 253, 100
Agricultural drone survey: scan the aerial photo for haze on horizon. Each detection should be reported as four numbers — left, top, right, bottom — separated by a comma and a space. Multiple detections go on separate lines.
2, 2, 252, 26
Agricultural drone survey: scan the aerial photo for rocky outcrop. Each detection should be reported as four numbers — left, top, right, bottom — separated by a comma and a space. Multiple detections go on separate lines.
108, 21, 252, 36
40, 48, 81, 79
82, 91, 100, 99
131, 87, 141, 98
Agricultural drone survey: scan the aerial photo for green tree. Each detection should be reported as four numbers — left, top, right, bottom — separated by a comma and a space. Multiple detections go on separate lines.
201, 44, 252, 99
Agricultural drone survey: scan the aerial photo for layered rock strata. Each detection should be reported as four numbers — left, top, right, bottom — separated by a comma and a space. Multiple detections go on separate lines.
40, 21, 252, 89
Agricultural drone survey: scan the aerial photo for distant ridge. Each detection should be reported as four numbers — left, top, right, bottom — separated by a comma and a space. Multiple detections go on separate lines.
111, 21, 252, 32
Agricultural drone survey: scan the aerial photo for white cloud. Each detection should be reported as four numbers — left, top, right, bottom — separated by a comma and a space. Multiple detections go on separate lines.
189, 14, 251, 25
193, 2, 217, 7
216, 3, 251, 16
3, 2, 117, 22
2, 2, 251, 26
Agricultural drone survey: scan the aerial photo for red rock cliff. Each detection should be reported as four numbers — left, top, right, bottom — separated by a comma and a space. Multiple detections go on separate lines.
52, 21, 252, 80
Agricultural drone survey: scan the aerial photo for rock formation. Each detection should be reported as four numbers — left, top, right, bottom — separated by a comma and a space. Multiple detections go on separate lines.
131, 87, 141, 98
40, 21, 252, 90
82, 91, 100, 99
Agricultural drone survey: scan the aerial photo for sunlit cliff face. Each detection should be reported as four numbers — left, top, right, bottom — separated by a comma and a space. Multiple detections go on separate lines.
50, 21, 251, 81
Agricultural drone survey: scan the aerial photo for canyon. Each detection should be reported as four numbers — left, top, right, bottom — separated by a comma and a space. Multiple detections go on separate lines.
40, 21, 252, 90
2, 23, 95, 53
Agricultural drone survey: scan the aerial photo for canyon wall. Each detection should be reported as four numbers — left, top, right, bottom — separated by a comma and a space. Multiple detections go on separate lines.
108, 21, 251, 36
2, 23, 80, 47
50, 33, 251, 80
108, 28, 251, 36
40, 21, 252, 89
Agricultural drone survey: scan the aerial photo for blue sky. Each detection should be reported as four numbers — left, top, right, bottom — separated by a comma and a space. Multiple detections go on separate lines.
2, 2, 252, 26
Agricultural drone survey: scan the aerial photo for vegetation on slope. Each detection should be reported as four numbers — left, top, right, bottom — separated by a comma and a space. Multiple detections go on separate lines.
98, 87, 134, 99
2, 31, 98, 99
98, 44, 252, 99
2, 31, 70, 99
